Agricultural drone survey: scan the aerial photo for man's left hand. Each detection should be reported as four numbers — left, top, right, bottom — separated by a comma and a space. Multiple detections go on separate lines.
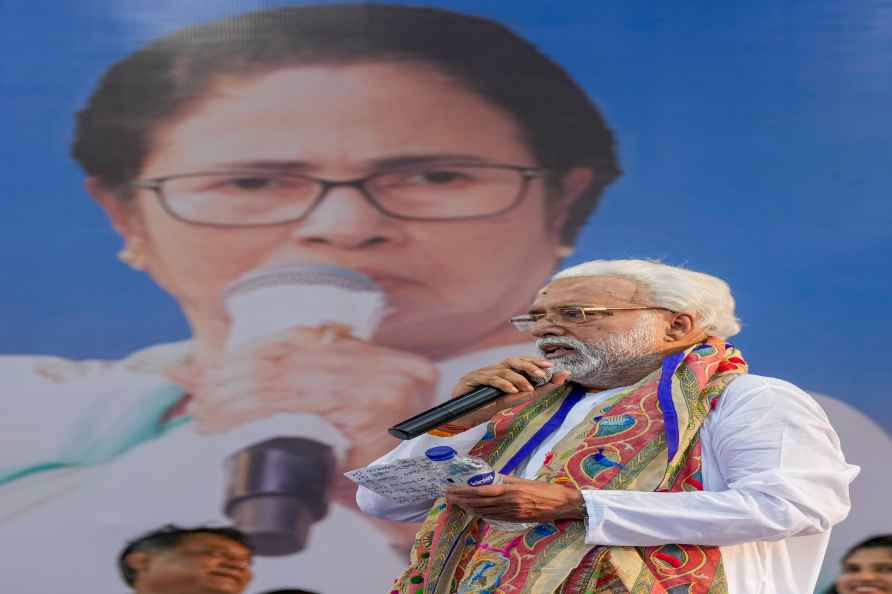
445, 476, 585, 523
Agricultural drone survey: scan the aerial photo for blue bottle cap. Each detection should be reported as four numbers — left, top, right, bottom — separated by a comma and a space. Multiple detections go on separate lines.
425, 446, 457, 461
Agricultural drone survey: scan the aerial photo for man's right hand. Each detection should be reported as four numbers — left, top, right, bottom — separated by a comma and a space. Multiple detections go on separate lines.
444, 357, 571, 429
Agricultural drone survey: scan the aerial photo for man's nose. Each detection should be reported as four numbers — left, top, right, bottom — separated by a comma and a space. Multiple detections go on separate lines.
289, 185, 406, 249
218, 555, 252, 570
531, 319, 568, 338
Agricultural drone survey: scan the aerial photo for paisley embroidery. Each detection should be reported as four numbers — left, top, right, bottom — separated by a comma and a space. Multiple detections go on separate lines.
582, 449, 626, 478
522, 523, 558, 548
593, 414, 636, 437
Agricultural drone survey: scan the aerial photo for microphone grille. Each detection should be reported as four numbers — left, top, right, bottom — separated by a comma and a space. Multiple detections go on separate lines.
224, 264, 379, 300
222, 264, 388, 345
532, 367, 555, 387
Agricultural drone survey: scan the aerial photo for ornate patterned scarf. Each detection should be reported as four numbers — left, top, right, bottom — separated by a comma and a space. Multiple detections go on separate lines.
390, 338, 747, 594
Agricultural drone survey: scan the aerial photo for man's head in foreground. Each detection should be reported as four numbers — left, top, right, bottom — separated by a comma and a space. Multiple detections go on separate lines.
516, 259, 741, 389
119, 525, 253, 594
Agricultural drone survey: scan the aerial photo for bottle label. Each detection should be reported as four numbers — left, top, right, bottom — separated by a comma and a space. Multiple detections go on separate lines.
467, 471, 496, 487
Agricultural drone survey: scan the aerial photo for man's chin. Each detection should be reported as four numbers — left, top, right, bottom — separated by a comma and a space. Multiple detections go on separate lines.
203, 574, 247, 593
549, 362, 593, 381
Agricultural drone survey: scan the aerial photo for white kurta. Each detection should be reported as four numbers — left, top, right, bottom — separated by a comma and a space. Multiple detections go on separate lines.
357, 374, 860, 594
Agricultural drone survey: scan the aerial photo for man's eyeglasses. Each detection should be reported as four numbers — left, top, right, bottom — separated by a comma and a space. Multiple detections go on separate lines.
509, 305, 669, 332
131, 163, 549, 227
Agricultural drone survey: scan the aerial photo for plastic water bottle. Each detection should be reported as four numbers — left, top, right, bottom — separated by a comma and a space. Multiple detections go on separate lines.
425, 446, 497, 487
424, 446, 537, 532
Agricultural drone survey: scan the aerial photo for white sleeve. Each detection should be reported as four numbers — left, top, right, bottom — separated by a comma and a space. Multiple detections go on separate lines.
355, 423, 488, 522
0, 357, 172, 480
581, 375, 860, 546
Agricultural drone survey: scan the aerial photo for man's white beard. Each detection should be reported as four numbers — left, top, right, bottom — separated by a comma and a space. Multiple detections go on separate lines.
536, 319, 662, 387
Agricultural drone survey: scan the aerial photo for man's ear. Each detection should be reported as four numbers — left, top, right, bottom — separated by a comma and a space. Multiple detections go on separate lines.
547, 167, 594, 249
124, 550, 151, 576
85, 177, 144, 241
665, 312, 698, 342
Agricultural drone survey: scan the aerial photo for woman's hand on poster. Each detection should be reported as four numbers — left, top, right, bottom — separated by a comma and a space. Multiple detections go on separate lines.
180, 323, 439, 471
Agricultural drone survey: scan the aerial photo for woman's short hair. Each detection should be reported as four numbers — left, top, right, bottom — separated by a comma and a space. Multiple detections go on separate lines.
71, 4, 620, 245
553, 259, 742, 338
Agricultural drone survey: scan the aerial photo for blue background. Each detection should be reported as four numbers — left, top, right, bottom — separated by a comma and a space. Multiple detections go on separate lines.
1, 0, 890, 431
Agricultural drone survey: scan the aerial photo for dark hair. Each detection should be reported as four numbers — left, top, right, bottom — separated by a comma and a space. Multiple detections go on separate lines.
71, 3, 620, 245
843, 535, 892, 560
823, 535, 892, 594
117, 524, 252, 587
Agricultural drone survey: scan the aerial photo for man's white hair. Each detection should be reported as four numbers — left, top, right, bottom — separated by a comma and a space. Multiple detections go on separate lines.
552, 259, 742, 338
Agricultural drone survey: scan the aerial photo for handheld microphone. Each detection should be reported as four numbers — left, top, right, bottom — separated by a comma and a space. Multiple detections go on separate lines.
388, 367, 553, 440
221, 264, 387, 556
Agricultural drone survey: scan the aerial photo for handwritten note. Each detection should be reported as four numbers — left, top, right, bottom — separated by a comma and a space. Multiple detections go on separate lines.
344, 457, 447, 504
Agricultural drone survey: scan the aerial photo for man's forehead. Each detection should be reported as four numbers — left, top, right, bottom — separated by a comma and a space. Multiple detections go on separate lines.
533, 276, 641, 306
179, 533, 250, 553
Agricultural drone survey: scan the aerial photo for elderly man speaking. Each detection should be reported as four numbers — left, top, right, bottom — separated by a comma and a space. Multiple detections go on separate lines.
357, 259, 858, 594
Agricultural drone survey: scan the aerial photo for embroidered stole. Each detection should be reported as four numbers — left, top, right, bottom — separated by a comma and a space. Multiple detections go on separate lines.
390, 339, 747, 594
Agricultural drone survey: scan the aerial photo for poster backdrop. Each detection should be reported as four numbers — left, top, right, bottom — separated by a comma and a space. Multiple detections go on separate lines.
1, 2, 890, 593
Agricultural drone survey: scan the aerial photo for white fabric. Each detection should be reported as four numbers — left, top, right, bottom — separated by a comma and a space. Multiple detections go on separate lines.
357, 374, 861, 594
0, 343, 534, 594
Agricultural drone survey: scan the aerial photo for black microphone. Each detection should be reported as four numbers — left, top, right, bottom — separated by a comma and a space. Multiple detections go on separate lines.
388, 368, 554, 440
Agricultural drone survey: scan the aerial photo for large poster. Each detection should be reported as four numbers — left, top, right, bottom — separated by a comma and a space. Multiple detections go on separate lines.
1, 2, 889, 593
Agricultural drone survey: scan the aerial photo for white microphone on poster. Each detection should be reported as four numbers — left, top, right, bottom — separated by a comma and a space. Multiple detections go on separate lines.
220, 264, 388, 555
